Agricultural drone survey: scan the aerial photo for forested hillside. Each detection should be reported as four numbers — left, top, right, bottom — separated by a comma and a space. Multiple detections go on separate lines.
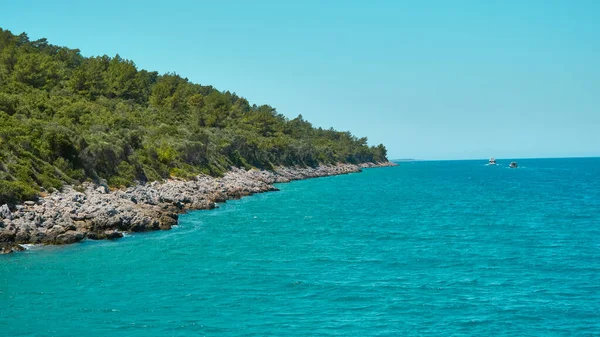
0, 28, 388, 205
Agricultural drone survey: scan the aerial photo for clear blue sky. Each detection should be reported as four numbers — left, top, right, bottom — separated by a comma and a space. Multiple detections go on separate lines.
2, 0, 599, 160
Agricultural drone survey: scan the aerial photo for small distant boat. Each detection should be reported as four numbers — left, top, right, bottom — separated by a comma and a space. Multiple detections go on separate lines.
488, 158, 497, 165
509, 162, 518, 168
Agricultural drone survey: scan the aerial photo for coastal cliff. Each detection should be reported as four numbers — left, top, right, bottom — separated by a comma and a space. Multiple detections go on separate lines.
0, 162, 396, 254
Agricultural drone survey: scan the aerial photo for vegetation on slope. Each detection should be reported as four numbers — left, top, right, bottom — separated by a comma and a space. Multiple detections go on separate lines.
0, 28, 388, 205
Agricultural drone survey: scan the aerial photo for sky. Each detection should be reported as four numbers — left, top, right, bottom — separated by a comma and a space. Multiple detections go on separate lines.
1, 0, 599, 160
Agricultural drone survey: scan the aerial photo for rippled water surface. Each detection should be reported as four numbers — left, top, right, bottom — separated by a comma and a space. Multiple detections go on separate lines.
2, 158, 600, 336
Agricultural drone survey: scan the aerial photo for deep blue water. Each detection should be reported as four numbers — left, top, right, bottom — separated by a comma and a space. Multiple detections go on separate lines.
2, 158, 600, 336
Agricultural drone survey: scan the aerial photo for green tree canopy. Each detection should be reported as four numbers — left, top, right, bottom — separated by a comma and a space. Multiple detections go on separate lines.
0, 28, 389, 204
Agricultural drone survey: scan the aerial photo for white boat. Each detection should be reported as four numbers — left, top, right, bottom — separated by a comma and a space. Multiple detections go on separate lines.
509, 161, 518, 168
488, 157, 497, 165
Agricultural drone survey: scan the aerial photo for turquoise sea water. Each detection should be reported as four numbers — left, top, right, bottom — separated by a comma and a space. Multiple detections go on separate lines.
2, 158, 600, 336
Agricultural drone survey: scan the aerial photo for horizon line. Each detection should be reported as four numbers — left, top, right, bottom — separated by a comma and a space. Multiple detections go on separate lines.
391, 155, 600, 162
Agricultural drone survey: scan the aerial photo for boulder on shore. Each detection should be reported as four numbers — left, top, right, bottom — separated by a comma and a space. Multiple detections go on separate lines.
0, 242, 26, 254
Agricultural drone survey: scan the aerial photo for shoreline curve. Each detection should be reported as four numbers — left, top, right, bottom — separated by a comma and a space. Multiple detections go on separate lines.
1, 162, 397, 254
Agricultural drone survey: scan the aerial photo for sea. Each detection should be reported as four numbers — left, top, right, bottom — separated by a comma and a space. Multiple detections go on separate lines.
1, 158, 599, 336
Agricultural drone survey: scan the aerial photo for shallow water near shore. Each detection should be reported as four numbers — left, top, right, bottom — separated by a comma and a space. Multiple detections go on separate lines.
2, 158, 600, 336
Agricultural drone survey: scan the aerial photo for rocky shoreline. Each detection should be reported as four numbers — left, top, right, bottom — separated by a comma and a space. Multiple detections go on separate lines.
0, 162, 396, 254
